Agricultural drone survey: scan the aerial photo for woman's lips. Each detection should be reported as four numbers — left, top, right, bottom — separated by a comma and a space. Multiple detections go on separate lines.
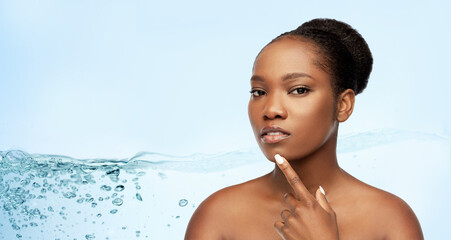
261, 133, 291, 143
260, 126, 291, 144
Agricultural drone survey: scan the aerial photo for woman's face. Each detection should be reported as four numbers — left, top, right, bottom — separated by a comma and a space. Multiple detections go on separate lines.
248, 37, 339, 162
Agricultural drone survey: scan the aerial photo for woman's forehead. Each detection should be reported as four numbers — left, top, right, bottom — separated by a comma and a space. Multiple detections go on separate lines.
252, 38, 327, 81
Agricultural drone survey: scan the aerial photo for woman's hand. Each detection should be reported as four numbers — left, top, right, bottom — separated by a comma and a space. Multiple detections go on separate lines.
274, 154, 339, 240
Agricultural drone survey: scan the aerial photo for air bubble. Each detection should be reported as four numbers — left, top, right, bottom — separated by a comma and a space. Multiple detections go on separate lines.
114, 185, 125, 192
178, 199, 188, 207
63, 192, 76, 199
85, 234, 95, 239
112, 198, 123, 206
100, 185, 112, 191
136, 193, 143, 201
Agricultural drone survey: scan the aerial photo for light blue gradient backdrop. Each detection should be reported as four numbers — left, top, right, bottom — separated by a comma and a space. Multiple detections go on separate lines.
2, 0, 450, 159
1, 0, 450, 238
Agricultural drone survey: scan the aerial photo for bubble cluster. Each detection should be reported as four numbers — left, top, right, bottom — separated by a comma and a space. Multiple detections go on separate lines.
0, 150, 147, 239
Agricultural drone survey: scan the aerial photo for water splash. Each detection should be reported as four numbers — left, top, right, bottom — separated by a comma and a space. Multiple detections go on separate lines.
337, 128, 451, 153
0, 149, 148, 239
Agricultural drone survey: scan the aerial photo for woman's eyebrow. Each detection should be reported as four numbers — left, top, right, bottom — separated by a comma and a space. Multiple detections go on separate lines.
282, 72, 315, 81
250, 75, 265, 82
250, 72, 315, 82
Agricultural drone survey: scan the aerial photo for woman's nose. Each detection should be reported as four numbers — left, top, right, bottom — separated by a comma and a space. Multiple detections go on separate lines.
262, 93, 287, 120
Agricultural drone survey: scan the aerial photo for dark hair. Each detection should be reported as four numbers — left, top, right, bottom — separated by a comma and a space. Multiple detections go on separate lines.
270, 18, 373, 96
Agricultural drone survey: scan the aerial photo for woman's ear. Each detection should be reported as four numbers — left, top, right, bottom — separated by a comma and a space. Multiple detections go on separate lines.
336, 89, 355, 122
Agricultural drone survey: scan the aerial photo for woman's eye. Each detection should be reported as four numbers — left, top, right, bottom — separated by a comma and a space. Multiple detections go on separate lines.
289, 87, 309, 95
250, 90, 266, 97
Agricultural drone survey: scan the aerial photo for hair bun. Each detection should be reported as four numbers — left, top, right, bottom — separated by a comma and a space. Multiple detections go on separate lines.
300, 19, 373, 94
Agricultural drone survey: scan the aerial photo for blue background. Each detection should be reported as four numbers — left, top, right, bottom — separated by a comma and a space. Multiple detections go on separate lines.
1, 0, 450, 239
1, 0, 450, 159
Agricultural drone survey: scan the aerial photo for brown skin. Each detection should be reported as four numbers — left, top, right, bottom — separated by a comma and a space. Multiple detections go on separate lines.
185, 37, 424, 240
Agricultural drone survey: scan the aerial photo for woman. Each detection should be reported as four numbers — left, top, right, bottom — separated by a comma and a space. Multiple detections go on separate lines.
185, 18, 423, 240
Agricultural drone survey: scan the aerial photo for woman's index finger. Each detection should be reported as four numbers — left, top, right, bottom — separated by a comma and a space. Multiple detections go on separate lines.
275, 154, 311, 199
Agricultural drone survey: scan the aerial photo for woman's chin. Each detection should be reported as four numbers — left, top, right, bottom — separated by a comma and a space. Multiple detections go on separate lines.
260, 149, 283, 163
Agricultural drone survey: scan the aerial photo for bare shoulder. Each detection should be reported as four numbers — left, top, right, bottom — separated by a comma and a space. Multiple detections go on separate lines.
184, 177, 262, 240
371, 188, 423, 240
346, 178, 424, 240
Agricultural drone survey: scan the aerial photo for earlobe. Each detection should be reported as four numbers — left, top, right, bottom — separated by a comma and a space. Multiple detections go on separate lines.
336, 89, 355, 122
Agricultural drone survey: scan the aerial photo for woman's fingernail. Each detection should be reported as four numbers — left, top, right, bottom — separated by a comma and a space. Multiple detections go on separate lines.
274, 154, 284, 164
319, 186, 326, 195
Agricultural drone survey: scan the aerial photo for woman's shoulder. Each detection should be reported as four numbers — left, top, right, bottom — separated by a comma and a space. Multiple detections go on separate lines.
184, 177, 264, 240
343, 177, 424, 239
368, 187, 423, 239
195, 178, 258, 216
